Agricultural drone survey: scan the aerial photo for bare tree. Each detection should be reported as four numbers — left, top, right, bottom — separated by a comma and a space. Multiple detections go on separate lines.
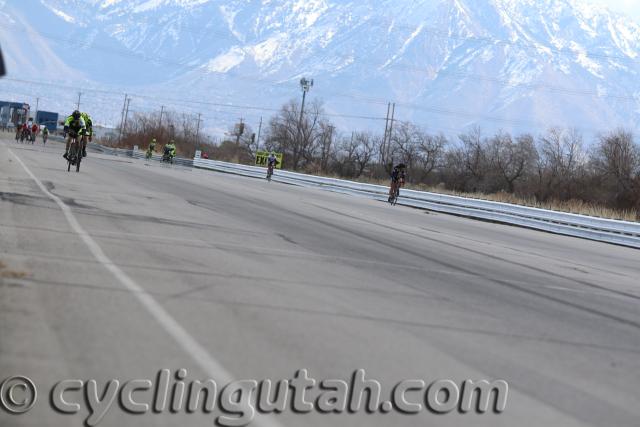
390, 121, 421, 172
592, 129, 640, 208
458, 126, 490, 191
317, 122, 335, 173
418, 132, 448, 179
106, 110, 212, 158
536, 127, 586, 200
352, 132, 377, 178
265, 99, 326, 170
490, 132, 537, 192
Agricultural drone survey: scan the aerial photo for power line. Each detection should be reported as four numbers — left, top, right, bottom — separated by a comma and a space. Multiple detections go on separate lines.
1, 77, 389, 122
2, 75, 613, 135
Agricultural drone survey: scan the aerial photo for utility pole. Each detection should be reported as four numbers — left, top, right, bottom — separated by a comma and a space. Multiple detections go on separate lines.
386, 103, 396, 165
122, 97, 131, 143
158, 105, 165, 142
118, 94, 128, 145
195, 113, 202, 147
323, 125, 334, 172
76, 92, 82, 110
256, 116, 263, 152
382, 102, 391, 165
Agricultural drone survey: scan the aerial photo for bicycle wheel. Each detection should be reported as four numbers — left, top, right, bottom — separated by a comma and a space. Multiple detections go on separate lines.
67, 138, 76, 172
393, 188, 400, 206
75, 143, 82, 172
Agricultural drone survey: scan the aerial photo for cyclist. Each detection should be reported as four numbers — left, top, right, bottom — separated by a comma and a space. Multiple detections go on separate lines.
388, 163, 406, 203
163, 140, 176, 161
15, 123, 22, 141
21, 123, 31, 142
80, 112, 93, 157
31, 123, 38, 143
146, 138, 157, 159
266, 152, 279, 180
267, 152, 279, 168
42, 126, 49, 144
63, 110, 86, 160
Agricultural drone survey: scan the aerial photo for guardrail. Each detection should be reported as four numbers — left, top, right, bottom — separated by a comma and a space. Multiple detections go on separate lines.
193, 157, 640, 249
89, 143, 193, 167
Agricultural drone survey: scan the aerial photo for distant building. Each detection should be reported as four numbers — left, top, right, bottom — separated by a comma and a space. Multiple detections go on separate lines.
0, 101, 30, 126
36, 111, 59, 131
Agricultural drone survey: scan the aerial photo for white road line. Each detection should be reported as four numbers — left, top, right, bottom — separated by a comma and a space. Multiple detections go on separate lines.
9, 148, 284, 427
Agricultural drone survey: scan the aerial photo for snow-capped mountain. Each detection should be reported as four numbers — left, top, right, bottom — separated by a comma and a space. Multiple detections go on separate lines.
2, 0, 640, 137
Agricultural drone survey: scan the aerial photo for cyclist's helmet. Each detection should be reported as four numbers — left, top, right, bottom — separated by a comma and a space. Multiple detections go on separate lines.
397, 163, 406, 169
72, 110, 81, 119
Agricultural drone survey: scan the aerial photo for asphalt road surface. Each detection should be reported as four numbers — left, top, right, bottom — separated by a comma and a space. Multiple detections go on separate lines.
1, 135, 639, 427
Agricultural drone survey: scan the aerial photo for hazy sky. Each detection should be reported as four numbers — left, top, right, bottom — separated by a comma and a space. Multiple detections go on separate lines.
591, 0, 640, 21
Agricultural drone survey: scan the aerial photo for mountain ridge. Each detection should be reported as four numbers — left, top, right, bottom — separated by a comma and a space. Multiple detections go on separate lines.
1, 0, 639, 138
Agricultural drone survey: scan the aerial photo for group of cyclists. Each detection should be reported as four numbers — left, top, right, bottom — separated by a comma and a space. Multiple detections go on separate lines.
145, 137, 176, 163
263, 152, 406, 204
53, 108, 408, 202
14, 122, 47, 144
62, 110, 93, 161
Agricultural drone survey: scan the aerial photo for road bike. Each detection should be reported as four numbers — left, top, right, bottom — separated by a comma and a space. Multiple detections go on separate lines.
266, 164, 274, 182
388, 181, 403, 206
66, 133, 82, 172
17, 129, 30, 143
162, 150, 174, 164
388, 186, 400, 205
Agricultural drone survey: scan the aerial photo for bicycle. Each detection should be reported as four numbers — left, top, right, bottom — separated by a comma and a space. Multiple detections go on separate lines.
162, 150, 174, 164
66, 132, 82, 172
388, 180, 404, 206
389, 185, 400, 205
266, 164, 274, 182
18, 129, 30, 143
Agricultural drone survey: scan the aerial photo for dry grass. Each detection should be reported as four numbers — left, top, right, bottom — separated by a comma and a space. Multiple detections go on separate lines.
406, 184, 639, 222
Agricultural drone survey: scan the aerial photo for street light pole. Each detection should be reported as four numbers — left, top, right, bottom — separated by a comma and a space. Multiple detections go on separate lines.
296, 77, 314, 162
256, 116, 262, 152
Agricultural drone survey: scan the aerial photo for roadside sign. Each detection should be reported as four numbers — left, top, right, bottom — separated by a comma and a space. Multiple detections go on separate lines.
255, 151, 283, 169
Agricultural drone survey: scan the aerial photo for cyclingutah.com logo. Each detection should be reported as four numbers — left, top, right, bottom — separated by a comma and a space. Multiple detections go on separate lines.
1, 369, 509, 426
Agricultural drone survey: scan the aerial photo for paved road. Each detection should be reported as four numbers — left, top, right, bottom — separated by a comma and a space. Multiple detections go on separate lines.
1, 136, 639, 427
